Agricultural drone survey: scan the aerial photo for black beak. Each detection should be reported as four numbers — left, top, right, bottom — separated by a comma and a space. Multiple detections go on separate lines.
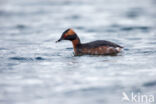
56, 39, 61, 43
56, 33, 65, 43
56, 37, 63, 43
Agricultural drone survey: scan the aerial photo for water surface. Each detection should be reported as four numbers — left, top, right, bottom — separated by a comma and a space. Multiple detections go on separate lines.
0, 0, 156, 104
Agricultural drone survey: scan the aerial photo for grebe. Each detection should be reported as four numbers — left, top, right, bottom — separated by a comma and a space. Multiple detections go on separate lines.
56, 28, 123, 55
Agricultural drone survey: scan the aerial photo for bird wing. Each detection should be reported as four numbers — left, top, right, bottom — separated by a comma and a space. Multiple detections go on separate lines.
81, 40, 123, 49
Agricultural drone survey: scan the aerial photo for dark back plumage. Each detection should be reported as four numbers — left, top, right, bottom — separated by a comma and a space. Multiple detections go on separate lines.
78, 40, 123, 49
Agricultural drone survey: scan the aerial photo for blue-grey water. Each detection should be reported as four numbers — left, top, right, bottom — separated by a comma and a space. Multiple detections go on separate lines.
0, 0, 156, 104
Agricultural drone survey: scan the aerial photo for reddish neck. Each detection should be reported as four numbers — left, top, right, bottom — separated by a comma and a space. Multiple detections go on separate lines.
72, 38, 81, 54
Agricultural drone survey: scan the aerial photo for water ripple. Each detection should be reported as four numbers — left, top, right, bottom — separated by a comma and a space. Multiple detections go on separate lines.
9, 56, 45, 61
143, 80, 156, 87
120, 26, 150, 31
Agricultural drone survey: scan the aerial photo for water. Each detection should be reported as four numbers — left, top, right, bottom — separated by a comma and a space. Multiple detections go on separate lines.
0, 0, 156, 104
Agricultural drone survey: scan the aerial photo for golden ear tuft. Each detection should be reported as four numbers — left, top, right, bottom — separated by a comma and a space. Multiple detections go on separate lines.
67, 29, 75, 36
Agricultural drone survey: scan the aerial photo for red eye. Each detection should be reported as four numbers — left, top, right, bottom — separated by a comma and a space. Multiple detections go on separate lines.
63, 34, 67, 38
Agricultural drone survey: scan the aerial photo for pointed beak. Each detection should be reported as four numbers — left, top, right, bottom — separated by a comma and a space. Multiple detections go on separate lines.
56, 37, 63, 43
56, 39, 61, 43
56, 33, 65, 43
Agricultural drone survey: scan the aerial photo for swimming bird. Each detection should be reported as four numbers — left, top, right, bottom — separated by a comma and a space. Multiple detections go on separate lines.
56, 28, 123, 55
